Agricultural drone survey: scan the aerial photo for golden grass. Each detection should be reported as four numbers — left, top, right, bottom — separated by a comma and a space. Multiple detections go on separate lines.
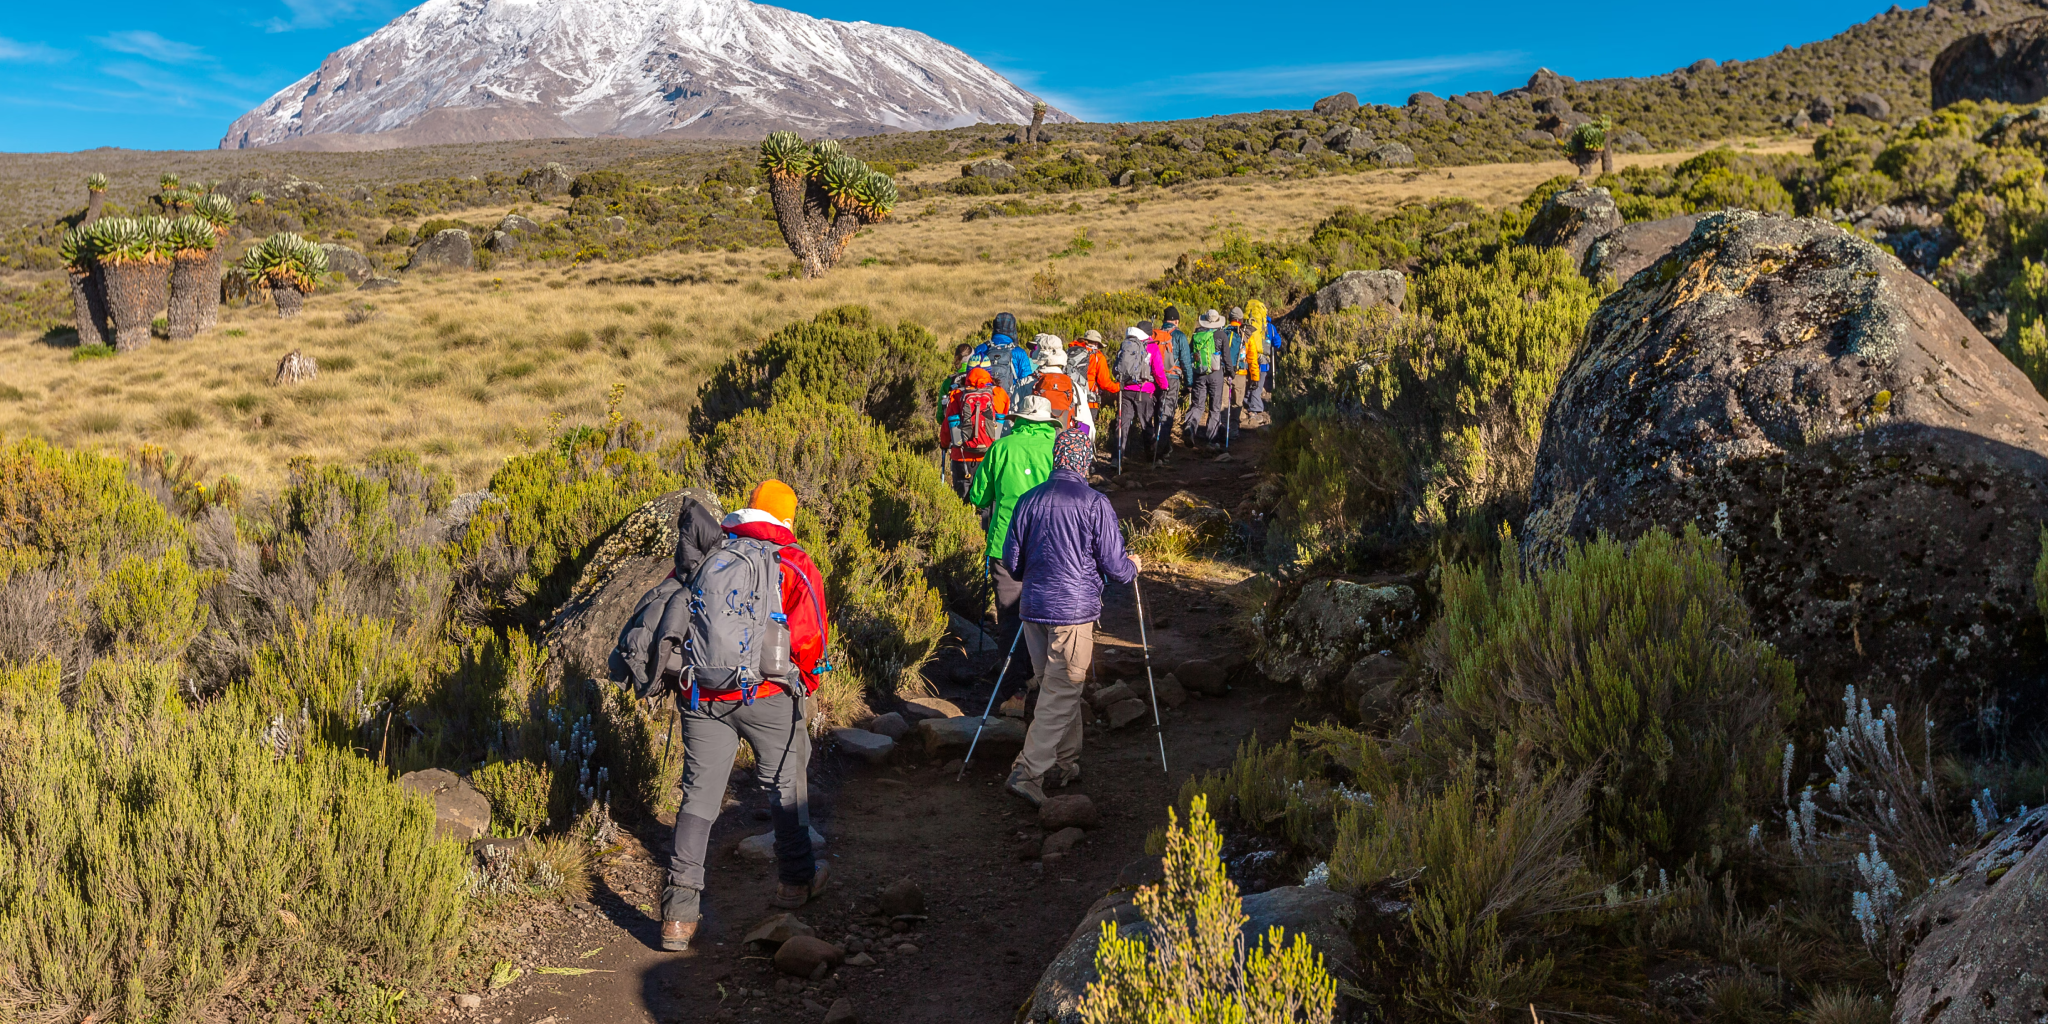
0, 140, 1788, 491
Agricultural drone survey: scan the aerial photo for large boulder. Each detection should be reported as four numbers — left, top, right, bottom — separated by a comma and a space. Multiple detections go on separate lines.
319, 244, 374, 285
1525, 211, 2048, 704
1313, 269, 1405, 315
1844, 92, 1893, 121
520, 162, 574, 196
1521, 183, 1624, 267
1364, 143, 1415, 167
1324, 127, 1375, 155
397, 769, 491, 840
543, 488, 722, 684
1023, 872, 1359, 1024
1256, 577, 1423, 691
405, 229, 474, 272
1311, 92, 1359, 115
967, 158, 1017, 180
1893, 807, 2048, 1024
1525, 67, 1575, 97
1933, 18, 2048, 109
1579, 213, 1705, 286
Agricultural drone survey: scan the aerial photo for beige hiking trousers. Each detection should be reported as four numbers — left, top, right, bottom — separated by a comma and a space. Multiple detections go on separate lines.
1013, 622, 1094, 781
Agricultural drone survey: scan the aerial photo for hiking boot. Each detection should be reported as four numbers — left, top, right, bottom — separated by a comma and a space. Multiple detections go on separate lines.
1005, 767, 1047, 808
660, 919, 698, 952
770, 860, 831, 909
1048, 763, 1082, 789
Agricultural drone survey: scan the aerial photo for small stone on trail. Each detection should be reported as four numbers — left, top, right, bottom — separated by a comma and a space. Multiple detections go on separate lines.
878, 877, 926, 916
916, 714, 1026, 760
1088, 680, 1135, 710
1042, 826, 1086, 859
865, 712, 909, 739
744, 913, 816, 947
830, 728, 895, 765
1174, 658, 1230, 696
896, 943, 921, 955
900, 697, 962, 722
1040, 794, 1100, 830
737, 827, 827, 862
804, 998, 829, 1015
844, 952, 876, 968
453, 994, 482, 1010
772, 935, 844, 978
1154, 673, 1188, 708
942, 758, 966, 774
1105, 698, 1148, 729
824, 996, 859, 1023
1017, 834, 1045, 860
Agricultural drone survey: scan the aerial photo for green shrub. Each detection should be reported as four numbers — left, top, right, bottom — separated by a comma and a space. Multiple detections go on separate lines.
1081, 795, 1338, 1024
472, 757, 554, 835
87, 549, 211, 664
692, 305, 950, 444
239, 598, 441, 749
0, 659, 468, 1023
1421, 526, 1798, 868
0, 435, 186, 579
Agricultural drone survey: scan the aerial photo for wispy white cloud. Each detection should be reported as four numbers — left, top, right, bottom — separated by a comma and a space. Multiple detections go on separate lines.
97, 30, 209, 65
265, 0, 393, 32
0, 35, 69, 63
98, 61, 264, 110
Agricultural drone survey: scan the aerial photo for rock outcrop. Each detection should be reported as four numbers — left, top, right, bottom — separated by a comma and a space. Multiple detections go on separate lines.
1365, 143, 1415, 167
520, 163, 574, 196
1311, 92, 1359, 115
544, 488, 722, 684
1893, 807, 2048, 1024
1522, 183, 1624, 267
405, 229, 474, 272
1526, 211, 2048, 702
1313, 269, 1406, 315
397, 768, 492, 840
318, 244, 374, 285
1256, 577, 1422, 691
1579, 213, 1705, 286
1933, 17, 2048, 109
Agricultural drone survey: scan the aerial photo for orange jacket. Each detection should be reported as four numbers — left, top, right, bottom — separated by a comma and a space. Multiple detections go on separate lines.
1077, 347, 1121, 407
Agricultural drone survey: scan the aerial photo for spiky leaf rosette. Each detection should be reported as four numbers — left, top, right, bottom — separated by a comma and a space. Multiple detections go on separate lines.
195, 193, 237, 231
816, 153, 868, 208
86, 173, 109, 193
849, 170, 898, 220
167, 215, 217, 255
808, 140, 844, 166
158, 173, 180, 191
59, 224, 97, 271
94, 217, 171, 265
759, 131, 812, 178
241, 232, 326, 292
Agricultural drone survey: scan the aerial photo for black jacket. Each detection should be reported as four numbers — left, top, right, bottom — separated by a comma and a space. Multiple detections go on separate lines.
614, 489, 725, 697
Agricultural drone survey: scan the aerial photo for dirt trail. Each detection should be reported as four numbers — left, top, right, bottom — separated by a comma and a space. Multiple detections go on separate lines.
479, 423, 1309, 1024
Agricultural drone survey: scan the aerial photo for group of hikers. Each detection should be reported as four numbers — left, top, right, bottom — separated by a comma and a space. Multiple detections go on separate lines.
616, 303, 1281, 954
940, 302, 1283, 493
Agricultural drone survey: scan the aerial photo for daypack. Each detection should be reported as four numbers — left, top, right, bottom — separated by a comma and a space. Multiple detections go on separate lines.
1113, 338, 1153, 385
985, 338, 1022, 395
1038, 371, 1078, 425
1065, 349, 1094, 405
1153, 331, 1182, 384
951, 386, 1002, 457
660, 536, 794, 706
1193, 330, 1223, 375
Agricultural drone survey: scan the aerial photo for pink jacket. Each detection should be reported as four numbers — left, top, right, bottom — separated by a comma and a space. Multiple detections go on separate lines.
1124, 341, 1172, 394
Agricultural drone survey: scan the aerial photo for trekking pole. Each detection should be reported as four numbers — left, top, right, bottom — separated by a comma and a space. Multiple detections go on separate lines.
959, 622, 1026, 781
1131, 575, 1169, 774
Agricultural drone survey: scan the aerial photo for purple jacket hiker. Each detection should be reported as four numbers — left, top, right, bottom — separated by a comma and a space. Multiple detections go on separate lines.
1000, 467, 1138, 625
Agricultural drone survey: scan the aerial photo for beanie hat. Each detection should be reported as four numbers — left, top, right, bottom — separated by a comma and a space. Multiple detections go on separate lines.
1052, 428, 1093, 474
748, 479, 798, 526
1163, 305, 1181, 323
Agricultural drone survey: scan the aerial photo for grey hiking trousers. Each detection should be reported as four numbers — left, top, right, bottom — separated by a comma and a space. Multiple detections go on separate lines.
667, 690, 815, 921
1185, 370, 1230, 444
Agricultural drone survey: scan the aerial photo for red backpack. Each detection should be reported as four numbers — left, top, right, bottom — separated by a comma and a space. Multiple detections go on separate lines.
1037, 371, 1077, 425
954, 387, 1000, 457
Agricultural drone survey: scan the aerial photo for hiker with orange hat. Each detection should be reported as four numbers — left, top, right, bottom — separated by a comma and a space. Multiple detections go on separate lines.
657, 479, 833, 953
944, 365, 1010, 499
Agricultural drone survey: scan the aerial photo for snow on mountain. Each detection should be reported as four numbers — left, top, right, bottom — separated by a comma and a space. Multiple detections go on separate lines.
220, 0, 1066, 150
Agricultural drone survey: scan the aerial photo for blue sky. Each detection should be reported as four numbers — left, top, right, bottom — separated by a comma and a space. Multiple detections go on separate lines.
0, 0, 1916, 152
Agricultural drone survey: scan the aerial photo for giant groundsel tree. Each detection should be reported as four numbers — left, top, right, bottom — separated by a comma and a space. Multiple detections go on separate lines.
758, 132, 897, 279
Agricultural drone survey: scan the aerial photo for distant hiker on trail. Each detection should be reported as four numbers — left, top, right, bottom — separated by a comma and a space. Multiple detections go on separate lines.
1184, 309, 1233, 448
971, 311, 1037, 402
1070, 329, 1121, 432
1112, 325, 1167, 467
657, 480, 832, 954
944, 366, 1009, 499
1242, 300, 1278, 426
1033, 335, 1081, 429
1155, 308, 1194, 455
1000, 427, 1141, 806
967, 394, 1061, 684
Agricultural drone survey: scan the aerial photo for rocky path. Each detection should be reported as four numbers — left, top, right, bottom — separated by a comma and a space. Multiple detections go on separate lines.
474, 425, 1307, 1024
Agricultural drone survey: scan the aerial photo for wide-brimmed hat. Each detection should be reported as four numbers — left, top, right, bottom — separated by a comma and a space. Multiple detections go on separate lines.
1034, 332, 1065, 355
1197, 309, 1225, 329
1228, 306, 1246, 320
1009, 395, 1059, 423
1082, 329, 1103, 344
1041, 348, 1069, 368
1124, 326, 1148, 341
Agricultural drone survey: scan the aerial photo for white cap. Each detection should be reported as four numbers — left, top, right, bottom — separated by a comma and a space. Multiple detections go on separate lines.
1124, 326, 1147, 340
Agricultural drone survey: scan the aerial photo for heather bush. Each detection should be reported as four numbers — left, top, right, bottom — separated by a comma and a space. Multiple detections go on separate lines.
692, 304, 950, 443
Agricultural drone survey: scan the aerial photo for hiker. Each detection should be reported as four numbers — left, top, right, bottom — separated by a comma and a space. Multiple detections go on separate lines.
1112, 326, 1166, 466
971, 311, 1037, 401
1184, 309, 1233, 448
658, 480, 832, 954
1001, 427, 1142, 805
612, 488, 725, 695
1241, 300, 1277, 426
967, 394, 1062, 683
949, 342, 975, 376
944, 366, 1009, 498
1070, 329, 1122, 432
1157, 307, 1195, 453
1034, 335, 1081, 428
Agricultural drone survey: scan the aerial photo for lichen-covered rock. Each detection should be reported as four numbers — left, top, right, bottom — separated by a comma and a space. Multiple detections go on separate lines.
397, 768, 491, 840
544, 488, 720, 684
1933, 17, 2048, 109
967, 158, 1017, 180
1364, 143, 1415, 167
1522, 183, 1624, 267
1313, 269, 1406, 315
520, 162, 574, 196
1893, 807, 2048, 1024
318, 244, 374, 285
1526, 211, 2048, 703
405, 229, 474, 272
1323, 126, 1375, 155
1311, 92, 1359, 115
1256, 577, 1422, 691
1580, 213, 1704, 287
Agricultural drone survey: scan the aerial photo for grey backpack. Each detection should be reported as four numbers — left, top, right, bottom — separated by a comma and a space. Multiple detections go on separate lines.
659, 535, 793, 705
1113, 339, 1153, 385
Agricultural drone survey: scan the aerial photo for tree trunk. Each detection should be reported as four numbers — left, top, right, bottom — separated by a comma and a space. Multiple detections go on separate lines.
102, 259, 161, 352
198, 235, 227, 331
273, 281, 306, 319
85, 192, 104, 224
67, 268, 109, 346
766, 170, 818, 271
1600, 147, 1613, 175
1028, 108, 1046, 145
273, 349, 318, 385
819, 210, 870, 272
168, 251, 209, 339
